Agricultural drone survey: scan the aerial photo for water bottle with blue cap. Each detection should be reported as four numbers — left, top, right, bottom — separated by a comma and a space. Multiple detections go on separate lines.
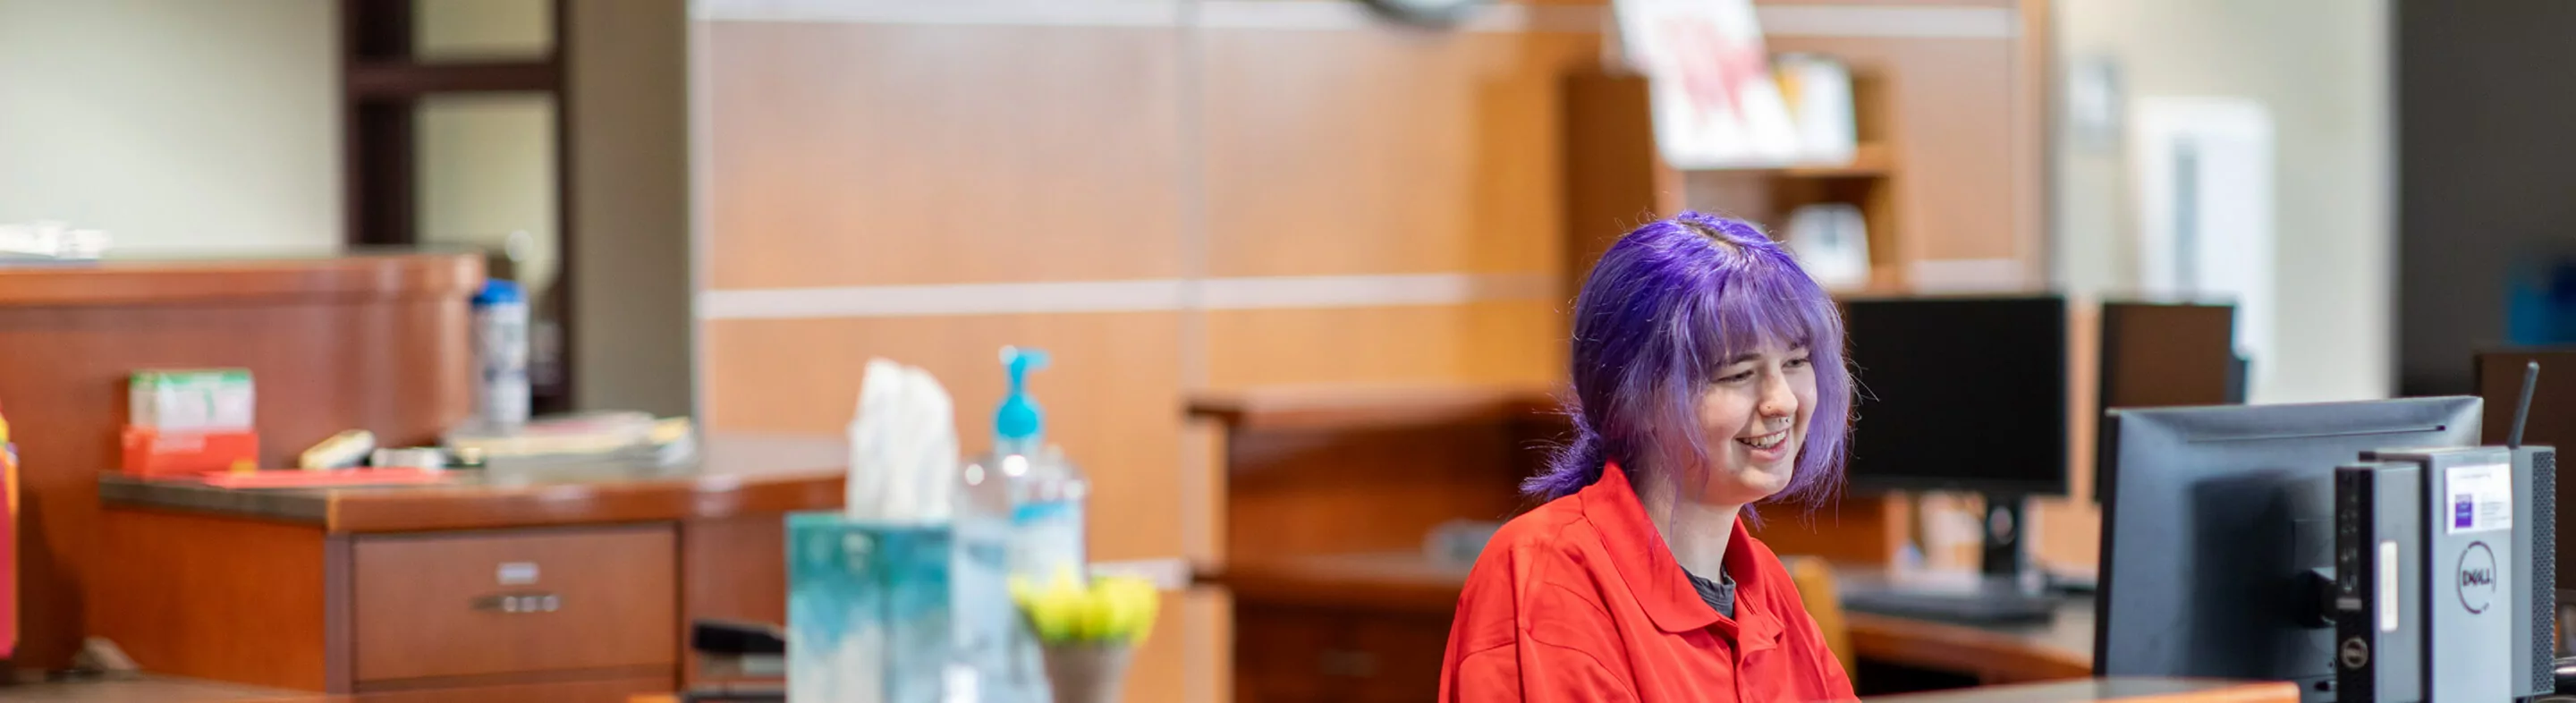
471, 279, 530, 429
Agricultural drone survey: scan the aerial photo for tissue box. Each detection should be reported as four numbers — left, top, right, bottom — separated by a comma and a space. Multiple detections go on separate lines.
130, 368, 255, 432
120, 426, 258, 477
787, 512, 961, 703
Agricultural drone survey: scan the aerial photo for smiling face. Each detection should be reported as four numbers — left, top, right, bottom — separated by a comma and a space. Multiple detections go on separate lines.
1680, 339, 1819, 506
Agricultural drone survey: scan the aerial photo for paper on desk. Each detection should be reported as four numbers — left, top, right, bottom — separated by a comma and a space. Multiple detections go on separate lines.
846, 359, 959, 521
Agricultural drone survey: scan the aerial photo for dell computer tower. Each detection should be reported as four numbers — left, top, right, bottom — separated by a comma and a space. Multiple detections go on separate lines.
2337, 461, 2425, 703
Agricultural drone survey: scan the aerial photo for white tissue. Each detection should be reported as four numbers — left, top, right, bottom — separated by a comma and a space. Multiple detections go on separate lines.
847, 359, 960, 521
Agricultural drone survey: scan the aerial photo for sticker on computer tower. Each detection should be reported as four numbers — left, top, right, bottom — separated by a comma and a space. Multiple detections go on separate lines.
2445, 462, 2513, 534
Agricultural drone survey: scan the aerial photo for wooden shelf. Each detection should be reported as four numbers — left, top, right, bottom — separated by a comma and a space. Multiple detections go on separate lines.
1685, 143, 1895, 179
1186, 385, 1559, 433
1563, 70, 1910, 299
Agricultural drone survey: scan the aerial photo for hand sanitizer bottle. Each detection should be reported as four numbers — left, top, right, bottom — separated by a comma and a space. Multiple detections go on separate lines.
955, 346, 1089, 703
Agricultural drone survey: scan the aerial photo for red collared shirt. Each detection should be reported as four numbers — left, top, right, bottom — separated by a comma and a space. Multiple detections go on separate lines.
1438, 464, 1857, 702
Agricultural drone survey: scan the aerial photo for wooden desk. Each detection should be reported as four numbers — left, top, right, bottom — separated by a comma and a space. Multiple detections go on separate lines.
0, 252, 484, 668
1208, 553, 2097, 700
1868, 678, 2296, 703
89, 434, 844, 703
1835, 569, 2092, 683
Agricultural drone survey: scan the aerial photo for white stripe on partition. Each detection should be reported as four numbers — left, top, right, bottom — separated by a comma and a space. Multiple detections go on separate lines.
1089, 556, 1194, 590
697, 273, 1556, 320
1199, 272, 1555, 309
694, 0, 2008, 40
700, 279, 1189, 319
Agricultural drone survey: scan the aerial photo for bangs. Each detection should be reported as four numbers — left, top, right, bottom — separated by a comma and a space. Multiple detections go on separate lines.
1681, 252, 1835, 375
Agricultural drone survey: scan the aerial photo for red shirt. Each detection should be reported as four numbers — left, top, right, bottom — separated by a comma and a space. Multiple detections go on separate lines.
1438, 464, 1857, 702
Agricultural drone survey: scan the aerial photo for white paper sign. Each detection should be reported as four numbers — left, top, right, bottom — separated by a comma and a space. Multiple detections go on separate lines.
2131, 97, 2274, 400
1613, 0, 1804, 169
2445, 463, 2514, 534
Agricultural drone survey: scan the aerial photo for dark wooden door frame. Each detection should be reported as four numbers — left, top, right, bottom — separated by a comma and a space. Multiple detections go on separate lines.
339, 0, 576, 414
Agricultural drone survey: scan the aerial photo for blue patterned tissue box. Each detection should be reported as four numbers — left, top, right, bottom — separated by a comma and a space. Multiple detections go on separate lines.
787, 512, 958, 703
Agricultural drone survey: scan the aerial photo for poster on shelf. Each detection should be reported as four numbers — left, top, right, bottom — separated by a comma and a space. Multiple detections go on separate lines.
1612, 0, 1804, 169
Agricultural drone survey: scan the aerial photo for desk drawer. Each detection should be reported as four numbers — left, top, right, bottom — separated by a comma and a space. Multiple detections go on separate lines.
353, 525, 679, 682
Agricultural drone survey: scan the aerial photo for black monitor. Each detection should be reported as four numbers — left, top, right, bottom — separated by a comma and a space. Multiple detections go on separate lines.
1844, 294, 2072, 495
1843, 295, 2068, 578
2095, 397, 2483, 699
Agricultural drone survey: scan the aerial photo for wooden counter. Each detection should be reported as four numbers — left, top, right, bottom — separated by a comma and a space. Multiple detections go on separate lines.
96, 435, 843, 533
89, 434, 844, 703
0, 252, 484, 669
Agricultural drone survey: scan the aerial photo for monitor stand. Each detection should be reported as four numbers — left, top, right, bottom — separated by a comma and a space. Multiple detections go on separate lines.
1981, 497, 2028, 578
1840, 495, 2061, 625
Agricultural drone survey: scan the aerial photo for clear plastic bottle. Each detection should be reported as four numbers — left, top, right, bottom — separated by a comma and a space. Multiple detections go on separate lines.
470, 280, 530, 430
954, 346, 1088, 703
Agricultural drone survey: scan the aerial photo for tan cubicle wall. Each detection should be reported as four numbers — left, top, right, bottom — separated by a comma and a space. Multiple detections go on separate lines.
691, 2, 2048, 699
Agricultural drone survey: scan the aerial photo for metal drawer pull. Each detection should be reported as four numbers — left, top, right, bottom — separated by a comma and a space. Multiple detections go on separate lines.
470, 591, 562, 614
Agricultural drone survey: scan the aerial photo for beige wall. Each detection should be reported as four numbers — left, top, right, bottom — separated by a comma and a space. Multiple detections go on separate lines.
416, 0, 554, 59
572, 0, 693, 416
417, 94, 562, 296
0, 0, 340, 256
2053, 0, 2393, 402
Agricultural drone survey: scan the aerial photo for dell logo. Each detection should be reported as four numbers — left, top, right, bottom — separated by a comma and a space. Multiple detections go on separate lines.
2456, 541, 2500, 614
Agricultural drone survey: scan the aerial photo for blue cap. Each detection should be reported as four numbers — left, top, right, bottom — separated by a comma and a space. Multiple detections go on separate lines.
473, 279, 523, 306
995, 346, 1049, 444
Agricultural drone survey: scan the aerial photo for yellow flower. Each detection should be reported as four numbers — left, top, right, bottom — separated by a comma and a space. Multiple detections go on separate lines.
1009, 572, 1162, 645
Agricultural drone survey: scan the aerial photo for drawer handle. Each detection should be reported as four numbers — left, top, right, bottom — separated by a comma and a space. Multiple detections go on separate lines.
1318, 649, 1377, 678
470, 591, 562, 614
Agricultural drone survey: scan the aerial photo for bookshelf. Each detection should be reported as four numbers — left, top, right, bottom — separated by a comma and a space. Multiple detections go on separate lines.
1563, 69, 1907, 298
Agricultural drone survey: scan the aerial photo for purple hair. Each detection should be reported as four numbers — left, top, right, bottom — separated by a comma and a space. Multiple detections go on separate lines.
1523, 211, 1852, 506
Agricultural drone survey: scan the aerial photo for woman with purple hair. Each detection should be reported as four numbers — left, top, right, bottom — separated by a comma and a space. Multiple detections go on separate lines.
1438, 212, 1858, 701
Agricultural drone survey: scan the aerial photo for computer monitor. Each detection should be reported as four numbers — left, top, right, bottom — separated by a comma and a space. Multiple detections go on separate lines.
1843, 294, 2070, 579
1843, 295, 2072, 495
2095, 396, 2484, 698
2099, 301, 2240, 410
2095, 301, 2244, 504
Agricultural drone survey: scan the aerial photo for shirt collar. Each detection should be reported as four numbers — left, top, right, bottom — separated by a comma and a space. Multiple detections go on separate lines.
1579, 462, 1786, 646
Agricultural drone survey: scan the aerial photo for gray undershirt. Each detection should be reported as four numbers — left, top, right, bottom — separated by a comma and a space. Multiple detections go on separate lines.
1682, 567, 1737, 619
